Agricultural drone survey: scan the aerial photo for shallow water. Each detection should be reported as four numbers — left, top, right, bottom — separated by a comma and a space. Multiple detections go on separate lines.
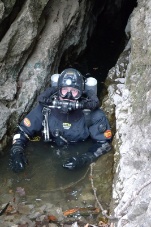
0, 140, 113, 219
0, 141, 88, 200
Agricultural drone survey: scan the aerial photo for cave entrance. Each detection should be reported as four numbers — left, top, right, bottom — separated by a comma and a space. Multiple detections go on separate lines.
59, 0, 137, 96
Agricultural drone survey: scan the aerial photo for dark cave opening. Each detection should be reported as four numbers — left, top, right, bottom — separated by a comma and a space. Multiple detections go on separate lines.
59, 0, 137, 96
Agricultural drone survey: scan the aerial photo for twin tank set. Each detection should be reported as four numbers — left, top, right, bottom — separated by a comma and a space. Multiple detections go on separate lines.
50, 74, 98, 95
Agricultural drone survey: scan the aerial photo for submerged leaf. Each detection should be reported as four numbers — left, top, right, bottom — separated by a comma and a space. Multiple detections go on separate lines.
47, 215, 58, 222
63, 208, 79, 216
63, 207, 100, 217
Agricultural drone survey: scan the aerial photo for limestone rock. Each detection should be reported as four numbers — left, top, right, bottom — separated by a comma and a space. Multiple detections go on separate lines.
103, 1, 151, 226
0, 102, 10, 140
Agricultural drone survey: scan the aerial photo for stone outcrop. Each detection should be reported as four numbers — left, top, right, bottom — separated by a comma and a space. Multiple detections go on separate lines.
103, 1, 151, 226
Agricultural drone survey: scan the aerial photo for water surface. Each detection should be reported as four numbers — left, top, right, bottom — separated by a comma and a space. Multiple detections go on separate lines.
0, 139, 113, 222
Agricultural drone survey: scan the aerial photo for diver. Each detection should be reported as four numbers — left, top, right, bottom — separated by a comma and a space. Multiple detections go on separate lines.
9, 68, 112, 172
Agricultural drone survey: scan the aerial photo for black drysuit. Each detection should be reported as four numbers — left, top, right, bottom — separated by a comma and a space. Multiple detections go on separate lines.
10, 88, 112, 172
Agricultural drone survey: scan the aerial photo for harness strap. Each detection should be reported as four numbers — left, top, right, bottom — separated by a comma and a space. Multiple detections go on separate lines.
18, 125, 41, 141
42, 107, 52, 142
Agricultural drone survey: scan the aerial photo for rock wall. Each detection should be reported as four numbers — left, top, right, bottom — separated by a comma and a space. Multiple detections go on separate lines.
104, 0, 151, 226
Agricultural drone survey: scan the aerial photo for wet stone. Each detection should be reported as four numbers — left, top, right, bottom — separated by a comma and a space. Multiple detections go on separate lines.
45, 203, 54, 209
18, 204, 34, 215
38, 214, 47, 221
46, 207, 64, 221
80, 192, 94, 201
64, 225, 72, 227
4, 214, 15, 222
1, 194, 14, 204
49, 223, 58, 227
9, 225, 18, 227
28, 211, 41, 219
37, 204, 47, 213
18, 216, 35, 226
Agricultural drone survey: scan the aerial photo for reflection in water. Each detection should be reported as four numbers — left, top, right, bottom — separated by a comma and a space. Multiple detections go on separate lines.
0, 140, 113, 221
1, 140, 90, 202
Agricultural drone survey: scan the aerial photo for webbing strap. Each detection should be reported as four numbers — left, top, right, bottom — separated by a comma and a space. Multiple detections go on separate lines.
18, 125, 41, 141
42, 107, 52, 142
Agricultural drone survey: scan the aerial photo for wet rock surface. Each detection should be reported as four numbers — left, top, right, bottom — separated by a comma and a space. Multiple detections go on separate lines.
102, 1, 151, 226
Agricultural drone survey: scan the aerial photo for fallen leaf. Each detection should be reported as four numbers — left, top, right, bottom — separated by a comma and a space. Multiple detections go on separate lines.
63, 208, 79, 216
63, 207, 100, 216
5, 205, 16, 214
47, 215, 58, 222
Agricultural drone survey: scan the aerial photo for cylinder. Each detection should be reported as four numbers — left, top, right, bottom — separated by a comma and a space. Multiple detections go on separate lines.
51, 74, 60, 87
85, 77, 97, 95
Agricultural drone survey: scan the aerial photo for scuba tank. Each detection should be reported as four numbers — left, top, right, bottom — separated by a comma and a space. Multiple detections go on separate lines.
51, 74, 60, 87
83, 76, 97, 124
85, 77, 97, 95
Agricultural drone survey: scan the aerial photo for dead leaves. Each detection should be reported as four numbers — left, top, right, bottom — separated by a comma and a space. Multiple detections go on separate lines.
47, 215, 58, 222
63, 207, 100, 217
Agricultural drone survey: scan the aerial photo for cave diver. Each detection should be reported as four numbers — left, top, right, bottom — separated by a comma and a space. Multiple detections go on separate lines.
9, 68, 112, 172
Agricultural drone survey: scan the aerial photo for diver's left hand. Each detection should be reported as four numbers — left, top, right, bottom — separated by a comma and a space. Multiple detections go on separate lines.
62, 157, 78, 170
63, 155, 88, 170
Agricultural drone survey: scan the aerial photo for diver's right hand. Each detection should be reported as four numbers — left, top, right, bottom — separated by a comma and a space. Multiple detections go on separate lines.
9, 145, 28, 173
37, 87, 58, 104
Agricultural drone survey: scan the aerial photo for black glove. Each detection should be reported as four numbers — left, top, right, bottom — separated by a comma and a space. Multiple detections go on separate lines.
82, 90, 99, 110
62, 156, 86, 170
9, 144, 28, 173
62, 153, 96, 170
88, 142, 111, 156
63, 142, 111, 170
38, 87, 58, 104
